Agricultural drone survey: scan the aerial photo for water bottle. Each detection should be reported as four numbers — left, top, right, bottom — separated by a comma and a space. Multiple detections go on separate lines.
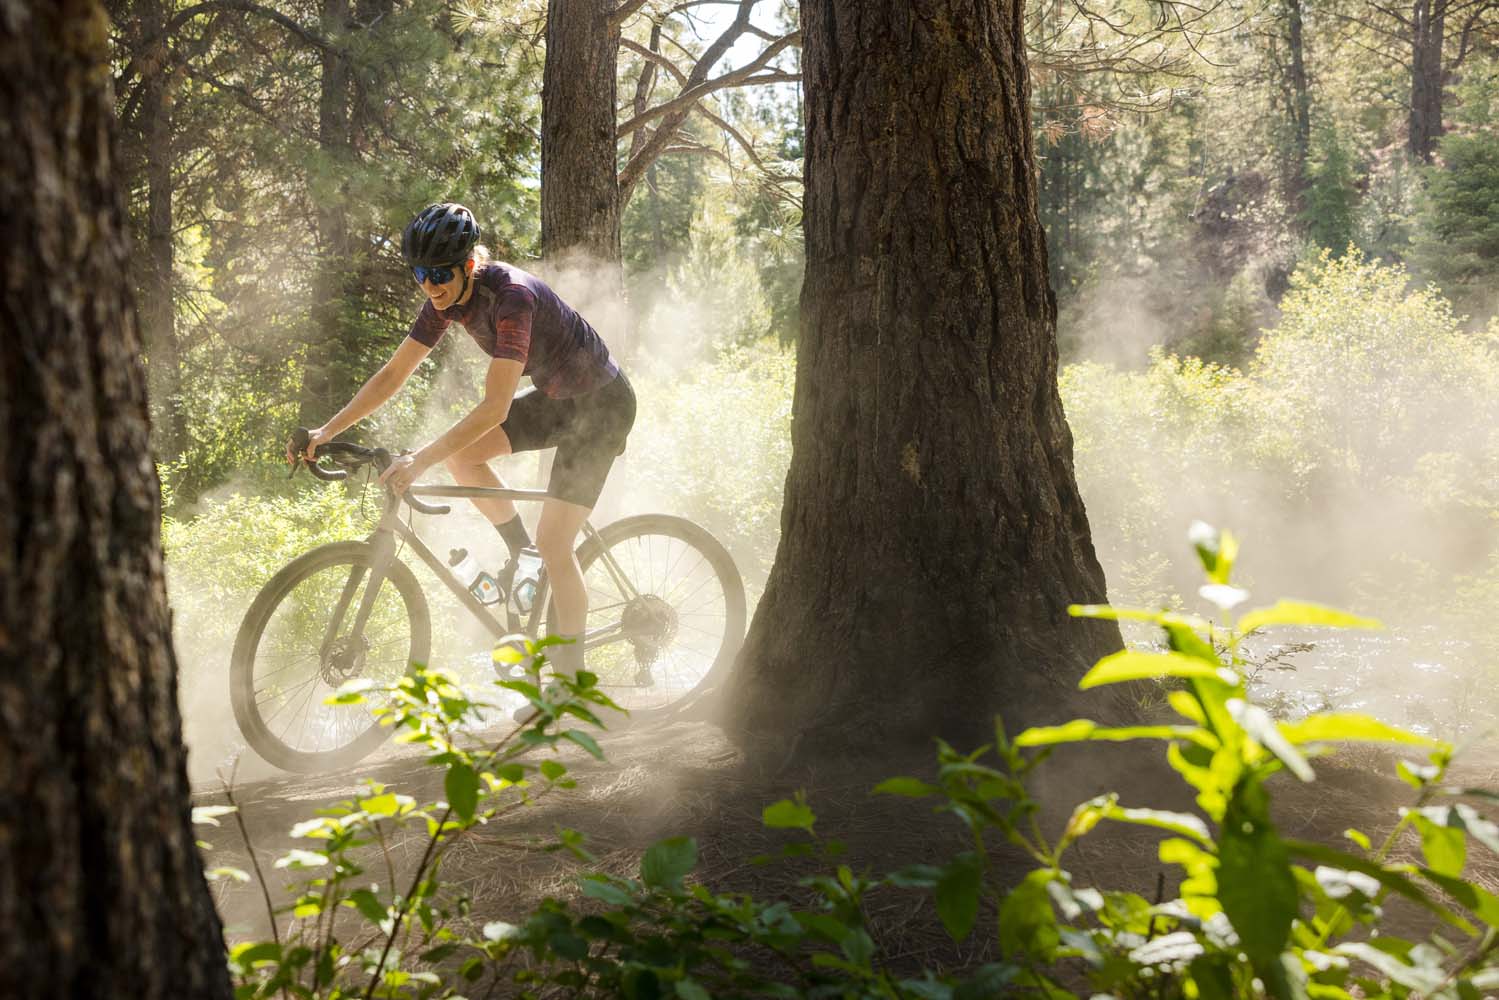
449, 547, 501, 606
511, 546, 543, 614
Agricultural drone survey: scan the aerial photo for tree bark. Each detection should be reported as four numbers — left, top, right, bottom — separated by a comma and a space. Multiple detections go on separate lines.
0, 2, 232, 996
725, 0, 1123, 755
1285, 0, 1313, 205
541, 0, 622, 264
140, 0, 189, 464
299, 0, 358, 426
1409, 0, 1446, 161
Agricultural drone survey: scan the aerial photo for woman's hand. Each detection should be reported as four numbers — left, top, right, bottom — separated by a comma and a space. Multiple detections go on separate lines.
378, 452, 428, 495
287, 426, 332, 466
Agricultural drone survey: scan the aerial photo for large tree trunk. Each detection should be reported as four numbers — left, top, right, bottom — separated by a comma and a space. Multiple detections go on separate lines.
0, 2, 232, 996
540, 0, 622, 264
1409, 0, 1446, 162
725, 0, 1123, 754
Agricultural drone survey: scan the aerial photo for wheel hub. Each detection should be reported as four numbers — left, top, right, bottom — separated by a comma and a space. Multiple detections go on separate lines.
321, 635, 368, 685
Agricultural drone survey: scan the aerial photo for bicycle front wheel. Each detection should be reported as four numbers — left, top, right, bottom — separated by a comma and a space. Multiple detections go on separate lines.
538, 514, 746, 719
230, 541, 430, 772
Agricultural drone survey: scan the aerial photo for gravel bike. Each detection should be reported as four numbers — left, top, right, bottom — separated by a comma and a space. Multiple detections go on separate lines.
230, 430, 746, 772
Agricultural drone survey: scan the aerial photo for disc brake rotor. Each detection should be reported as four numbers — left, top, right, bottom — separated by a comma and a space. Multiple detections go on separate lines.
321, 635, 368, 686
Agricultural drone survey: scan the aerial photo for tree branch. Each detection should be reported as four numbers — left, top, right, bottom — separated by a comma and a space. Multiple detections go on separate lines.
616, 28, 801, 139
117, 0, 336, 92
609, 0, 652, 30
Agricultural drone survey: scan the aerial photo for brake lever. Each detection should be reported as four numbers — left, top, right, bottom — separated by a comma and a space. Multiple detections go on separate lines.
288, 426, 311, 479
370, 447, 450, 516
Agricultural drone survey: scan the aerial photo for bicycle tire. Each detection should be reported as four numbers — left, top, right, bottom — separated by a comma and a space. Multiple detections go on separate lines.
535, 514, 745, 720
230, 541, 430, 772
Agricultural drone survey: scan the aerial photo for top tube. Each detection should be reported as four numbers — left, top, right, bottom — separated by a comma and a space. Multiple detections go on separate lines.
406, 483, 552, 504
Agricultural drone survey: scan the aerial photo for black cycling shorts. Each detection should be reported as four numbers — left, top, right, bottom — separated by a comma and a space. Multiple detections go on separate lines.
500, 371, 636, 509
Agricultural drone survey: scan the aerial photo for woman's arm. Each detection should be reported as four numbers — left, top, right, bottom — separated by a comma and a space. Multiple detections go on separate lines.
377, 357, 524, 492
414, 357, 525, 469
318, 337, 432, 440
292, 338, 432, 462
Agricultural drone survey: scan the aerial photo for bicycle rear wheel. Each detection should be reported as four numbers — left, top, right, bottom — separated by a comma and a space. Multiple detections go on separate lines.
538, 514, 745, 719
230, 541, 430, 772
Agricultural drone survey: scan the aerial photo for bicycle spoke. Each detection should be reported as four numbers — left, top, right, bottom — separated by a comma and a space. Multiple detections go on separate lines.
276, 678, 324, 742
259, 675, 319, 719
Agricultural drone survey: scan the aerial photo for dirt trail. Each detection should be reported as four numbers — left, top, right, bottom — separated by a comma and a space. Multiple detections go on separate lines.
194, 718, 1499, 978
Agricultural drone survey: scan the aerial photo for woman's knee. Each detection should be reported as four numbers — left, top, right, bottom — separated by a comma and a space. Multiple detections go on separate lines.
534, 530, 574, 567
446, 435, 510, 472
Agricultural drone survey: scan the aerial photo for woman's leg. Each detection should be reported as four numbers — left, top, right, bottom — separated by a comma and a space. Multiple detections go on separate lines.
534, 496, 592, 638
444, 422, 518, 525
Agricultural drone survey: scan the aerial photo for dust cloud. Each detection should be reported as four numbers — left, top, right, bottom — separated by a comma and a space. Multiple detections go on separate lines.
170, 235, 1499, 786
170, 247, 782, 783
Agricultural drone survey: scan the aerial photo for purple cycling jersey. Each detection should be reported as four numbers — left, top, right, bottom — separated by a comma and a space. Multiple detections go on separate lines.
406, 262, 619, 398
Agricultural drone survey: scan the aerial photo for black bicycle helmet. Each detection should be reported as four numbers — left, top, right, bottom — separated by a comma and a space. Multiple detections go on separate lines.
402, 203, 481, 266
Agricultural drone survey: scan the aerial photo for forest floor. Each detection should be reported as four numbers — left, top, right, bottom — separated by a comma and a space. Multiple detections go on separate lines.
196, 713, 1499, 987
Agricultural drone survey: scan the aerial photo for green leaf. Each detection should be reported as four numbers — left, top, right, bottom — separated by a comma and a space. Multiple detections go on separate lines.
191, 805, 237, 826
675, 979, 711, 1000
445, 763, 479, 823
1166, 621, 1222, 664
1284, 838, 1476, 933
1279, 713, 1443, 748
936, 852, 984, 943
1408, 808, 1468, 877
641, 836, 697, 890
872, 776, 941, 797
1218, 781, 1297, 965
1189, 520, 1239, 585
1168, 690, 1207, 725
1229, 699, 1315, 782
953, 964, 1021, 1000
205, 866, 250, 883
1105, 803, 1216, 847
1419, 868, 1499, 926
763, 797, 816, 831
1069, 605, 1211, 632
230, 941, 281, 967
540, 759, 568, 782
562, 729, 604, 760
361, 793, 403, 818
1336, 943, 1446, 993
1078, 649, 1233, 689
273, 849, 328, 870
998, 869, 1059, 960
887, 864, 944, 888
579, 874, 634, 906
347, 888, 388, 927
1015, 719, 1215, 749
1236, 600, 1382, 636
1418, 804, 1499, 859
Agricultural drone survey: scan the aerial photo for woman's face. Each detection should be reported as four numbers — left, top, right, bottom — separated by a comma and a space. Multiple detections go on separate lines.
415, 258, 471, 310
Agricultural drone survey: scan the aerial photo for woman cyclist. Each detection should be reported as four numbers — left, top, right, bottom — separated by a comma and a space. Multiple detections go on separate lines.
291, 202, 636, 691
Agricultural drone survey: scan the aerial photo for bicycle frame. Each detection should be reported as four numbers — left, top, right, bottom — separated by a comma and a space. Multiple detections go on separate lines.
342, 481, 643, 655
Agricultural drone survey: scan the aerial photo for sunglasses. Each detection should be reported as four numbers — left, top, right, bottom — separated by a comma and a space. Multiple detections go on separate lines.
412, 261, 464, 285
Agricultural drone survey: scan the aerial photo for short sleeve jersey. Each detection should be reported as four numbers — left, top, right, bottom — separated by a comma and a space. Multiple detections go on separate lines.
406, 262, 619, 399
